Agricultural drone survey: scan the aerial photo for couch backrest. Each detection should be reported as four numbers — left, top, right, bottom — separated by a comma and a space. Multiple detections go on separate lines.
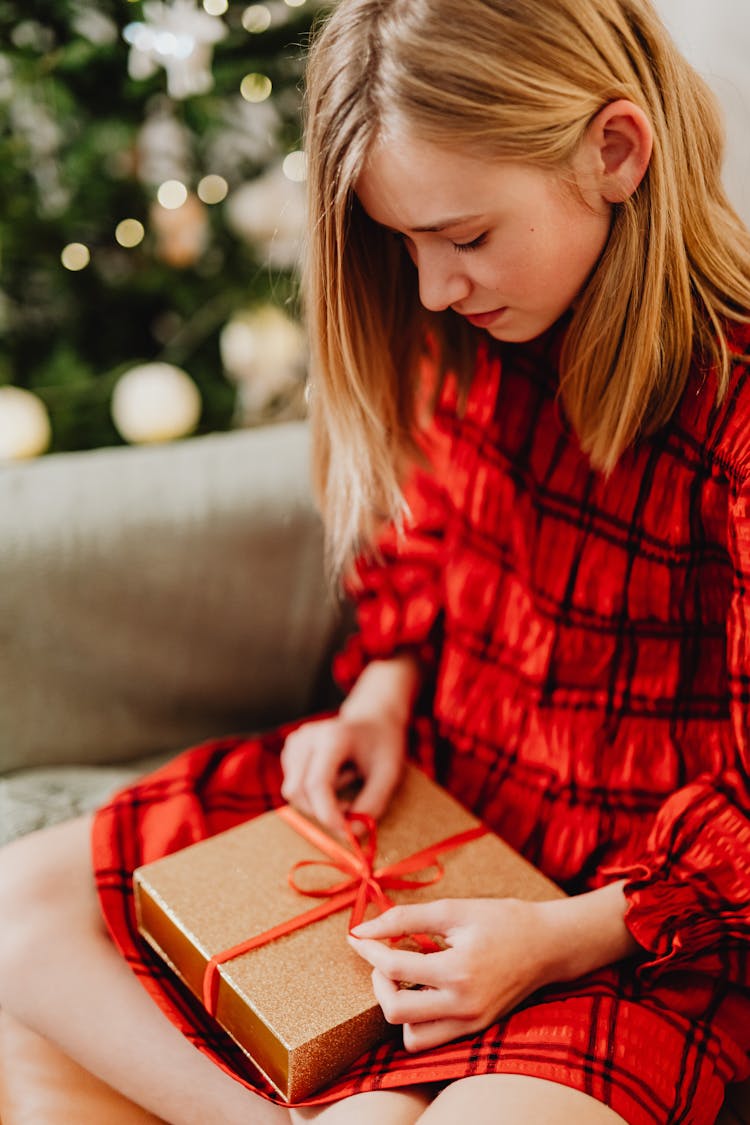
0, 423, 343, 772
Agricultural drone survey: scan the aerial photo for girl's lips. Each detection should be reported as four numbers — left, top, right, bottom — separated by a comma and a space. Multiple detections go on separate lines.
462, 307, 508, 328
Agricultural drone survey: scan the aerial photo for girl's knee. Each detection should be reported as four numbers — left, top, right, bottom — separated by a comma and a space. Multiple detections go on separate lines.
290, 1086, 434, 1124
420, 1075, 628, 1124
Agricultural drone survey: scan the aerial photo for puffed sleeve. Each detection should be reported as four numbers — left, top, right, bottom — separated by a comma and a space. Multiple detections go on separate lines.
603, 469, 750, 986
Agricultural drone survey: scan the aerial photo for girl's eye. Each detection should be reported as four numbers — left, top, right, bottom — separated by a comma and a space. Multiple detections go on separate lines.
452, 233, 488, 254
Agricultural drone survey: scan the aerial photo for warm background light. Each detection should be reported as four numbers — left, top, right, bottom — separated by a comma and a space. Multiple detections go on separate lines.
197, 174, 229, 204
115, 218, 146, 247
282, 151, 306, 183
240, 73, 272, 102
0, 387, 52, 460
242, 4, 272, 32
157, 179, 188, 209
61, 243, 90, 271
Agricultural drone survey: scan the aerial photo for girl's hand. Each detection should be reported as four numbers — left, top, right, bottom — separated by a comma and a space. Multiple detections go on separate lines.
280, 711, 407, 839
348, 883, 640, 1052
347, 897, 555, 1052
281, 655, 419, 838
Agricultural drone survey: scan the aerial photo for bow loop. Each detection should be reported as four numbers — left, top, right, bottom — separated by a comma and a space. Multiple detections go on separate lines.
284, 809, 399, 926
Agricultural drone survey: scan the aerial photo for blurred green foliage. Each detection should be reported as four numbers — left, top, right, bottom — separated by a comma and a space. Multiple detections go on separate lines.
0, 0, 325, 451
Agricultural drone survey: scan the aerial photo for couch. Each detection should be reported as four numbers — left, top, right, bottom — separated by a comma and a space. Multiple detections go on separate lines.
0, 421, 748, 1123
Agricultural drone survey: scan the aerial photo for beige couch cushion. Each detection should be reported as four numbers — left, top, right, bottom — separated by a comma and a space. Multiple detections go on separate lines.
0, 423, 340, 776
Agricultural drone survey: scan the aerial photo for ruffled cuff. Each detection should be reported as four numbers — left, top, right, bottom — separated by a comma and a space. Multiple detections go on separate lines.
599, 774, 750, 984
600, 858, 746, 985
599, 861, 685, 980
332, 631, 438, 696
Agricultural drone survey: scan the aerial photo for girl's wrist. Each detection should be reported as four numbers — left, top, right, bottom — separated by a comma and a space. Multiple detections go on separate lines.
532, 879, 642, 986
339, 654, 420, 727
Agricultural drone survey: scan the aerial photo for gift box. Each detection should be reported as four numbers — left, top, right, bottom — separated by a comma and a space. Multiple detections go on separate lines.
133, 763, 564, 1102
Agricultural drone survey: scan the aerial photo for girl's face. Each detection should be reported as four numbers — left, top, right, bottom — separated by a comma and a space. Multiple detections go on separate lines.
356, 131, 613, 343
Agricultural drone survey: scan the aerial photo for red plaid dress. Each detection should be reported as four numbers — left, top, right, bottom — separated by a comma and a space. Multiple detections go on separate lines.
93, 321, 750, 1124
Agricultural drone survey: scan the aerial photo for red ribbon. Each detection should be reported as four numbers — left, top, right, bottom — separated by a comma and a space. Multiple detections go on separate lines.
202, 805, 488, 1014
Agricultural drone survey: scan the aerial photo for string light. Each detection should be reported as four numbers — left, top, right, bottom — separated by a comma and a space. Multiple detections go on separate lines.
157, 179, 188, 209
115, 219, 145, 248
284, 0, 307, 7
282, 151, 307, 182
61, 243, 90, 271
197, 174, 229, 204
240, 72, 272, 103
242, 5, 272, 33
203, 0, 228, 12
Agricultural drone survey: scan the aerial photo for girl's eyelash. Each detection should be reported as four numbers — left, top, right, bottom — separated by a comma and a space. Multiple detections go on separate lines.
392, 231, 488, 253
452, 233, 488, 253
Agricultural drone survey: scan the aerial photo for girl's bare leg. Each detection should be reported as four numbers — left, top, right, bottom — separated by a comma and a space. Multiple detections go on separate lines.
0, 816, 289, 1125
290, 1086, 434, 1124
419, 1074, 630, 1124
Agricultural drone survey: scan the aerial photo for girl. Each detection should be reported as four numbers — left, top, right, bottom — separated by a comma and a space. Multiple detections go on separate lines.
2, 1, 750, 1123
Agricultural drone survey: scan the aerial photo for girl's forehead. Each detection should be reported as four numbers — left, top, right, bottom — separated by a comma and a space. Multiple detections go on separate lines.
356, 134, 488, 231
355, 134, 558, 233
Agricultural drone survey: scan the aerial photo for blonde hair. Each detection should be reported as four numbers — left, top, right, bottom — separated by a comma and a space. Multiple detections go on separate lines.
303, 0, 750, 575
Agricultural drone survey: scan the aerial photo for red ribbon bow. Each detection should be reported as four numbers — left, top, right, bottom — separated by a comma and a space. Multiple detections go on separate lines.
202, 804, 488, 1015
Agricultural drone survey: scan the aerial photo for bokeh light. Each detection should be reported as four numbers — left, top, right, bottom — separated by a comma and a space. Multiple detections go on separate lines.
115, 218, 145, 248
157, 179, 189, 209
61, 243, 90, 271
242, 4, 272, 32
282, 151, 307, 182
240, 73, 272, 103
197, 174, 229, 204
203, 0, 228, 12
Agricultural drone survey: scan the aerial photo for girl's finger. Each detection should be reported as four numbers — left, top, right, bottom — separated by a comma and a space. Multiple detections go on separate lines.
280, 728, 318, 805
403, 1016, 478, 1053
307, 777, 349, 838
349, 757, 402, 822
370, 968, 452, 1025
350, 900, 456, 941
346, 935, 446, 988
304, 735, 351, 837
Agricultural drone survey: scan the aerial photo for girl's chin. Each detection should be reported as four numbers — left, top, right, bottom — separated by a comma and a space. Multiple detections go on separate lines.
485, 311, 562, 343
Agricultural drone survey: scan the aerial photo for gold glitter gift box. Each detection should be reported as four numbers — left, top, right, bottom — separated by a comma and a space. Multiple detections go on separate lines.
133, 763, 564, 1102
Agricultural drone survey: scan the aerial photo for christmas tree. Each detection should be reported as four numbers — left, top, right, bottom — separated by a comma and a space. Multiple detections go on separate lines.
0, 0, 326, 457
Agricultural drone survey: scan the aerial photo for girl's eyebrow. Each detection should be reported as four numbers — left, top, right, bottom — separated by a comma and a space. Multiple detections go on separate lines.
383, 213, 485, 234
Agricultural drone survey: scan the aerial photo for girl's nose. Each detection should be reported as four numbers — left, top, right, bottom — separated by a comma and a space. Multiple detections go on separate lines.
415, 251, 471, 313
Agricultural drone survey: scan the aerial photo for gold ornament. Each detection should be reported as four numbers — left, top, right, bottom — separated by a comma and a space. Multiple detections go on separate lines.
0, 387, 52, 460
111, 362, 202, 444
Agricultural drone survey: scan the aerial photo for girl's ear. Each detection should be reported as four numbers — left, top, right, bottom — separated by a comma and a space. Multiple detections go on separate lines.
583, 99, 654, 203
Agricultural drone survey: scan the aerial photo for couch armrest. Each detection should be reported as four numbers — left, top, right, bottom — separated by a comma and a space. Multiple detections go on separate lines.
0, 423, 341, 774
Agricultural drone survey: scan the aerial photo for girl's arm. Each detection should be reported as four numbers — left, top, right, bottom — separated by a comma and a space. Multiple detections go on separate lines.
338, 654, 421, 726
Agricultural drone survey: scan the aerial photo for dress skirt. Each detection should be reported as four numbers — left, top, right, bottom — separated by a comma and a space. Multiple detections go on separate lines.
91, 722, 750, 1125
